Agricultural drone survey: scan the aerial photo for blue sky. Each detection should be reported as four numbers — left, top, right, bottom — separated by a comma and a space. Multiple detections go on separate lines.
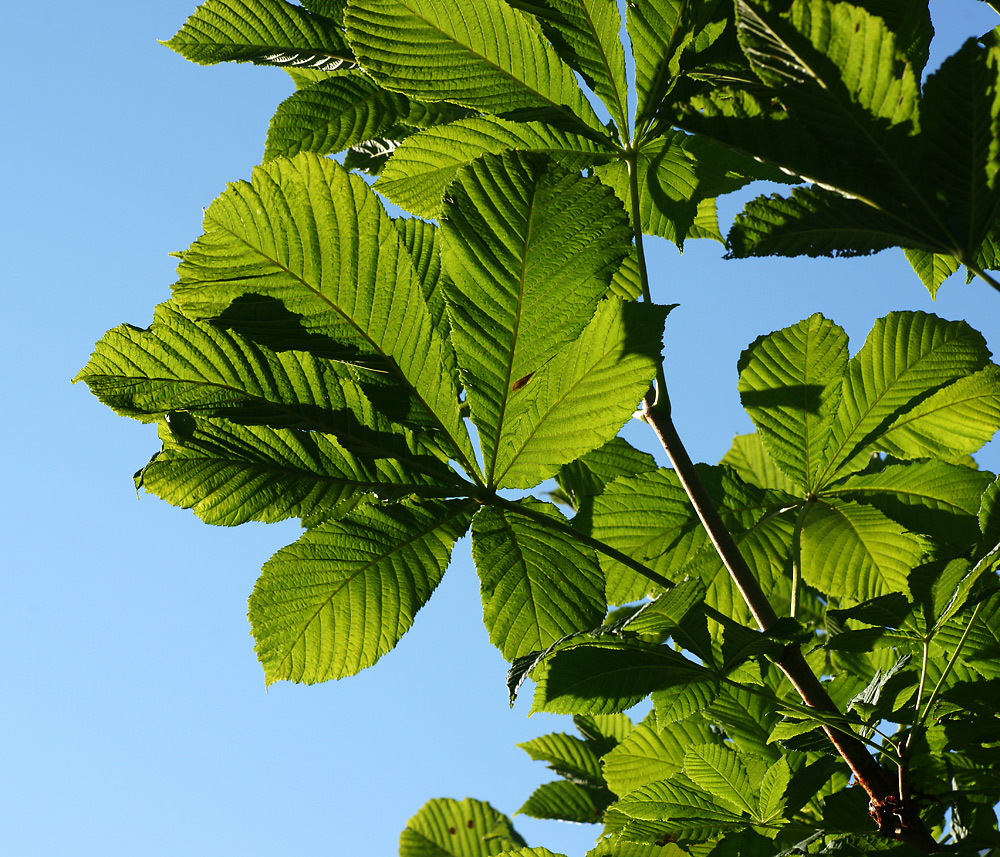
4, 2, 1000, 855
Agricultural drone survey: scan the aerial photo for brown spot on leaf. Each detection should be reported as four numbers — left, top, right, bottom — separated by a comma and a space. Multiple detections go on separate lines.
512, 372, 534, 392
449, 827, 456, 835
467, 820, 474, 829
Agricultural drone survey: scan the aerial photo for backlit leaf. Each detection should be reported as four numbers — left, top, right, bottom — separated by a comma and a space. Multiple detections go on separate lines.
400, 798, 526, 857
164, 0, 356, 70
171, 152, 478, 474
439, 151, 633, 485
249, 498, 474, 684
345, 0, 606, 135
737, 313, 848, 491
472, 499, 605, 661
376, 117, 615, 219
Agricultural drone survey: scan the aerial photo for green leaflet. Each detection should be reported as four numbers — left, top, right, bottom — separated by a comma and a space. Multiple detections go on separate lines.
903, 247, 962, 298
682, 743, 757, 817
530, 640, 715, 716
471, 499, 605, 661
628, 0, 729, 133
74, 301, 447, 465
517, 780, 604, 823
506, 0, 630, 133
554, 436, 657, 514
877, 365, 1000, 462
817, 312, 992, 482
828, 460, 994, 548
728, 186, 929, 259
612, 776, 749, 834
495, 299, 668, 489
399, 798, 526, 857
249, 498, 474, 684
737, 312, 848, 492
590, 468, 704, 605
395, 217, 450, 335
344, 0, 607, 137
584, 844, 685, 857
602, 712, 720, 798
376, 116, 616, 220
439, 150, 633, 486
757, 756, 791, 823
164, 0, 356, 70
517, 732, 604, 786
138, 415, 458, 527
263, 75, 410, 161
799, 498, 923, 602
720, 433, 799, 494
171, 152, 478, 476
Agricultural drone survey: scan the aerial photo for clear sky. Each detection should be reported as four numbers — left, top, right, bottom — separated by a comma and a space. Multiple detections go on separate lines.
4, 2, 999, 855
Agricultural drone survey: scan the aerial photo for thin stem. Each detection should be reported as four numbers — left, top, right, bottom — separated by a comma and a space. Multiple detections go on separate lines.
790, 502, 811, 620
626, 149, 669, 408
915, 600, 983, 731
477, 489, 675, 592
641, 396, 779, 631
969, 264, 1000, 294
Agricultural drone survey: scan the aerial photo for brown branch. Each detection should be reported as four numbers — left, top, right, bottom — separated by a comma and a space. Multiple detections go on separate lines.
641, 395, 938, 851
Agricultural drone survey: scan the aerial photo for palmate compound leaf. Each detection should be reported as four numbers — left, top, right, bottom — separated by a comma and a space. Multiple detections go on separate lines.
344, 0, 607, 137
375, 117, 616, 220
439, 150, 659, 487
471, 499, 606, 661
692, 3, 1000, 290
737, 312, 848, 493
400, 797, 527, 857
137, 415, 460, 527
814, 312, 994, 485
170, 152, 479, 476
164, 0, 357, 71
249, 498, 474, 684
505, 0, 629, 132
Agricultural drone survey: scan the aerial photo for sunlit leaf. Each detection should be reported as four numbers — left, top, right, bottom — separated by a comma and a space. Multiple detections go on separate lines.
171, 152, 478, 474
400, 798, 526, 857
249, 498, 474, 684
799, 498, 923, 602
164, 0, 356, 70
439, 151, 633, 485
345, 0, 606, 135
737, 312, 848, 491
472, 499, 605, 661
137, 415, 459, 526
506, 0, 630, 131
376, 117, 616, 218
